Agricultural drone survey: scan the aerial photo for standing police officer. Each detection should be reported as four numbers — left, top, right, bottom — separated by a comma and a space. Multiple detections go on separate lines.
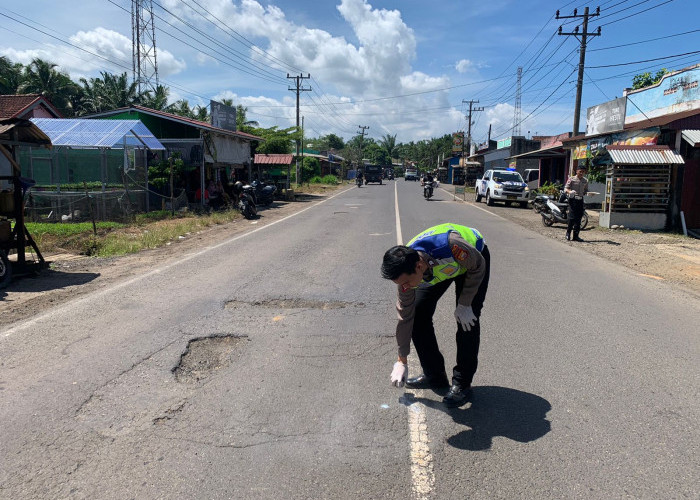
565, 165, 589, 242
381, 223, 490, 407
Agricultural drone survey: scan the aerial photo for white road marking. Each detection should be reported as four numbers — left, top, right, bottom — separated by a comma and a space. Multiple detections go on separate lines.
2, 186, 355, 339
395, 180, 435, 499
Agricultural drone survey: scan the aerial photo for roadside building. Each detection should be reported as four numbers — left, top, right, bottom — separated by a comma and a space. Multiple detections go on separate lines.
482, 136, 541, 174
562, 64, 700, 233
506, 132, 572, 188
87, 105, 263, 205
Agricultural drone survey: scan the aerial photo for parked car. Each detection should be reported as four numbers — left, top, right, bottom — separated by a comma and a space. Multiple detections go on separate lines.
523, 168, 540, 189
474, 169, 531, 207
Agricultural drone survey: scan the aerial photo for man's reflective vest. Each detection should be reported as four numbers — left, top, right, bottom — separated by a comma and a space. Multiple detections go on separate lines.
407, 223, 484, 287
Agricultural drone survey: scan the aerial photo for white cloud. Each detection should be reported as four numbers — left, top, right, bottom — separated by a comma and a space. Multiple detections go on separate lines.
1, 27, 186, 79
455, 59, 473, 73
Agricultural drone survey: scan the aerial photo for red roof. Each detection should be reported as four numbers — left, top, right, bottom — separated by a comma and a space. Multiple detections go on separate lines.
254, 154, 293, 165
0, 94, 62, 120
87, 105, 263, 141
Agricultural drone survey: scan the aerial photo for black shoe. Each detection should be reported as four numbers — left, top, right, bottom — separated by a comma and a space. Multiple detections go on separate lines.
443, 384, 472, 407
405, 373, 450, 389
573, 236, 584, 242
565, 232, 571, 241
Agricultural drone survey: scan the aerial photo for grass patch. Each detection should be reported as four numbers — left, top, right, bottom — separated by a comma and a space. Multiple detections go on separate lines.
24, 209, 241, 257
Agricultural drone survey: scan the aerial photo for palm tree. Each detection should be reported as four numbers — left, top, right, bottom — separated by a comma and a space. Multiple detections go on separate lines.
99, 72, 144, 110
0, 56, 24, 94
379, 133, 397, 162
19, 58, 80, 116
142, 84, 170, 110
167, 99, 194, 118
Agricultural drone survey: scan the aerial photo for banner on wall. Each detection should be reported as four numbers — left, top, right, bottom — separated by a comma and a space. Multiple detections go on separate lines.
586, 97, 626, 136
452, 132, 464, 153
572, 128, 660, 160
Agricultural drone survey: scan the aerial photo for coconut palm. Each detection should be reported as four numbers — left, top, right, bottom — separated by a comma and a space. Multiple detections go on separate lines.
379, 133, 397, 161
142, 84, 170, 111
19, 58, 80, 116
0, 56, 24, 94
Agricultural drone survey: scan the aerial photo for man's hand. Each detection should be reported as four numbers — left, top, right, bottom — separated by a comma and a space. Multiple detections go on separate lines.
454, 304, 477, 331
391, 361, 408, 388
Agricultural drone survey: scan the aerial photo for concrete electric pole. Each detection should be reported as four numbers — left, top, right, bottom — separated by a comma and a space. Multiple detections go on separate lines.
557, 7, 601, 136
287, 73, 311, 186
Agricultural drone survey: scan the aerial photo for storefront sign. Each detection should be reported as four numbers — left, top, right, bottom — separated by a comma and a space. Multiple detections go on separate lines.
497, 137, 512, 149
586, 97, 626, 136
452, 132, 464, 153
573, 128, 660, 160
210, 100, 237, 131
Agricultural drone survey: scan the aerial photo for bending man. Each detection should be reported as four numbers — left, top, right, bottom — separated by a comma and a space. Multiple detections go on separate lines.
381, 223, 490, 407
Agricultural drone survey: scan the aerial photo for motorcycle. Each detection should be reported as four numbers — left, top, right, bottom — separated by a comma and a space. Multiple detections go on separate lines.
237, 186, 258, 220
356, 176, 363, 187
531, 193, 550, 213
422, 180, 436, 200
540, 190, 588, 229
251, 180, 276, 206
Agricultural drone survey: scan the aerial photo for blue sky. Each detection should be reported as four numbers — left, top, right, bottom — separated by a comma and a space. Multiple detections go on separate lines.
1, 0, 698, 144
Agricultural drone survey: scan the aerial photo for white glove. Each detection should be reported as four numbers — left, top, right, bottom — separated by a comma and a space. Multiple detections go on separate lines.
390, 361, 408, 388
454, 304, 477, 331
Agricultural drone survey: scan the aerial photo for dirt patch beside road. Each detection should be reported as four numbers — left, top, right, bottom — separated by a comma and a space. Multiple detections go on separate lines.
444, 185, 700, 297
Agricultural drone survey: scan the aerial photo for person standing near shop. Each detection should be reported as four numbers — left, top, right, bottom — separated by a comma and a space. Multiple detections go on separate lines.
565, 165, 589, 242
381, 223, 490, 408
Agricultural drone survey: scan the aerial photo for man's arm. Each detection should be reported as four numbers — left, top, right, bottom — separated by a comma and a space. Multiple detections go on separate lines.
448, 232, 486, 307
395, 287, 415, 361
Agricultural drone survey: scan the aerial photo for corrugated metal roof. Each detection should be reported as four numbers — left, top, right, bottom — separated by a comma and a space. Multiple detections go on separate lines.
682, 129, 700, 147
254, 154, 293, 165
30, 118, 165, 150
0, 118, 52, 146
606, 145, 684, 164
86, 105, 264, 142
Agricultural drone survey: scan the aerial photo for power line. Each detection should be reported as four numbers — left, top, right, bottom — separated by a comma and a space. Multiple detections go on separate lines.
598, 0, 676, 26
588, 50, 700, 68
589, 28, 700, 52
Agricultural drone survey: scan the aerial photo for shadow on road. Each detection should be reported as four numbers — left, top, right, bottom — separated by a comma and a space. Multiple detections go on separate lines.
414, 385, 552, 451
1, 269, 100, 299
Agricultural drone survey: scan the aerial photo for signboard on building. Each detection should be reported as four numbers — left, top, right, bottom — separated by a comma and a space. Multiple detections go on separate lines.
210, 100, 237, 131
586, 97, 626, 136
497, 137, 511, 149
452, 132, 464, 153
625, 65, 700, 124
572, 128, 660, 160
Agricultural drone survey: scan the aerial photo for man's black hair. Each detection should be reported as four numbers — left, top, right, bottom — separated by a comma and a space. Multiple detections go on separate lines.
381, 245, 419, 280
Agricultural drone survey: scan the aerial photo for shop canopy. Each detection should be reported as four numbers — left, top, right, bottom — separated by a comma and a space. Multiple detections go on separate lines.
604, 145, 685, 165
30, 118, 165, 150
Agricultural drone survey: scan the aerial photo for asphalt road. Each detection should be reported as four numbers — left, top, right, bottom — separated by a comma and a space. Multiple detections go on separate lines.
1, 180, 698, 499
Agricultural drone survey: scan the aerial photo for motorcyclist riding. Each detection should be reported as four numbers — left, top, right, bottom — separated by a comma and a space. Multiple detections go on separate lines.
421, 173, 436, 198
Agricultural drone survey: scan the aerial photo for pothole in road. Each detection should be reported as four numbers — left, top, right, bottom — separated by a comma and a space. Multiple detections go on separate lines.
225, 298, 365, 310
173, 334, 247, 384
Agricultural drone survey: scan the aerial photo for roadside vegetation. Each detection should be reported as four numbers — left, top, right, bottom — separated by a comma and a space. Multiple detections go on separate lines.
25, 209, 241, 257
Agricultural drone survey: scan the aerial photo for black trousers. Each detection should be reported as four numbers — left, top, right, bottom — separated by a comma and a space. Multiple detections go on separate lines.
567, 198, 584, 236
411, 245, 490, 387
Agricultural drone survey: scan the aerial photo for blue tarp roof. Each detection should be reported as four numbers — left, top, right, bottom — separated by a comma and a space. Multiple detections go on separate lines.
30, 118, 165, 150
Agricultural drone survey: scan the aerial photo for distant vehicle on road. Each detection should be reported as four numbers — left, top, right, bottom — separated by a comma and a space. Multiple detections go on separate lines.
364, 164, 383, 184
404, 168, 418, 181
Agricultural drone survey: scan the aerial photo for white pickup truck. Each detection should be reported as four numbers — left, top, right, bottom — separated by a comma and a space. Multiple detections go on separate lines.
474, 169, 531, 207
404, 168, 418, 181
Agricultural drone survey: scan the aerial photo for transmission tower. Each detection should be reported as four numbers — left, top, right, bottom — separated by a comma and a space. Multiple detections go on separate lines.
131, 0, 159, 93
512, 67, 522, 136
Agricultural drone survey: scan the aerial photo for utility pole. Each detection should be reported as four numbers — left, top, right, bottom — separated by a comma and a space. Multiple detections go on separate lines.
462, 99, 484, 158
287, 73, 311, 186
557, 7, 601, 136
357, 125, 369, 169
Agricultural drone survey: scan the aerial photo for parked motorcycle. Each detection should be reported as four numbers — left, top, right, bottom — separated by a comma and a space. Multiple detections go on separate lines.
540, 191, 588, 229
233, 181, 258, 219
251, 180, 276, 206
531, 193, 550, 213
